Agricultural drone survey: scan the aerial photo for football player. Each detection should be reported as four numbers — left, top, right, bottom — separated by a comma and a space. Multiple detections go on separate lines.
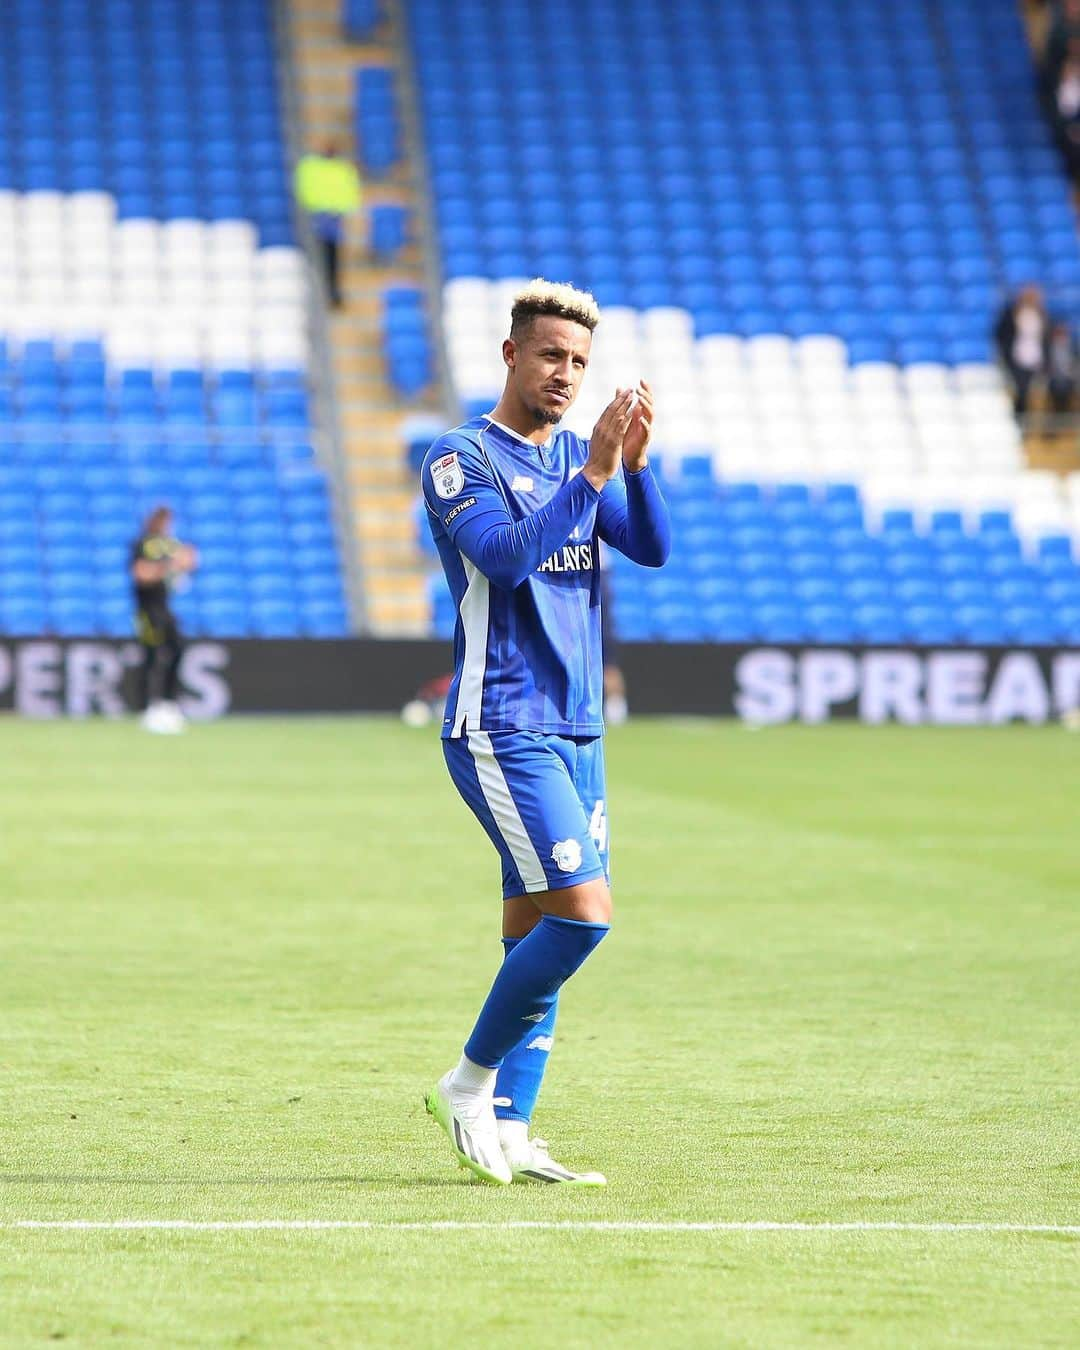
421, 281, 671, 1184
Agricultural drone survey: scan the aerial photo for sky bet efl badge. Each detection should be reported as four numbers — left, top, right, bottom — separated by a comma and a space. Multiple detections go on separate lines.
431, 451, 464, 500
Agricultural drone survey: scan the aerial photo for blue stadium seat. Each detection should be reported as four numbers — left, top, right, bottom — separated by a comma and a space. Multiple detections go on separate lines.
700, 603, 753, 642
1057, 607, 1080, 643
956, 606, 1008, 645
411, 0, 1080, 635
297, 573, 344, 603
250, 600, 300, 636
1, 597, 48, 634
0, 1, 340, 639
301, 599, 350, 636
805, 605, 857, 642
853, 604, 905, 644
905, 606, 958, 644
1003, 607, 1059, 644
48, 598, 97, 635
754, 604, 807, 643
371, 202, 409, 258
202, 601, 251, 636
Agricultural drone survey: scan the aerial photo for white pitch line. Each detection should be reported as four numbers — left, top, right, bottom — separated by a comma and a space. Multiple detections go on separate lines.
8, 1220, 1079, 1235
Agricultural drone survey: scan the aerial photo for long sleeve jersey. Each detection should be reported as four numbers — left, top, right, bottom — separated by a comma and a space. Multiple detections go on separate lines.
422, 415, 671, 738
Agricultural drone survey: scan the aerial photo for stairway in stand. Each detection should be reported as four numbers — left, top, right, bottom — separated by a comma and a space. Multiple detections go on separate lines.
285, 0, 436, 635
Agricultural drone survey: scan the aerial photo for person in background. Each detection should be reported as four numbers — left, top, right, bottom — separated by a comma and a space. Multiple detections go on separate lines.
131, 505, 198, 734
1038, 2, 1080, 177
1044, 0, 1080, 89
1054, 44, 1080, 176
1047, 320, 1079, 415
293, 142, 363, 309
994, 286, 1050, 416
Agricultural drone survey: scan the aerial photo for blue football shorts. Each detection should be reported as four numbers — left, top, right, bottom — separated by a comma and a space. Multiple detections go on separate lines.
443, 729, 609, 899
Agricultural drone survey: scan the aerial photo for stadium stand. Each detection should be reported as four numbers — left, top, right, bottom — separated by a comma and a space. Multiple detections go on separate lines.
344, 0, 383, 44
354, 65, 402, 178
370, 203, 410, 262
0, 0, 350, 639
406, 0, 1080, 644
383, 286, 434, 397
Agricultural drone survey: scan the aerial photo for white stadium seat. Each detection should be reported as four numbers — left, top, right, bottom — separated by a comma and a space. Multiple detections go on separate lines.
953, 362, 1006, 392
852, 361, 902, 394
796, 333, 848, 370
641, 306, 693, 342
697, 333, 745, 370
1014, 470, 1063, 503
206, 219, 258, 255
902, 363, 951, 394
437, 280, 1072, 557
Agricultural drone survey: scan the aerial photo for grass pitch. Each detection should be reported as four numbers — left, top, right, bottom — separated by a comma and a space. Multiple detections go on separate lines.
1, 716, 1077, 1347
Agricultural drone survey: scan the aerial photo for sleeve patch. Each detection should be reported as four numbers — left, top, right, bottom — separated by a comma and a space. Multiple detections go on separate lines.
443, 496, 477, 527
430, 451, 465, 500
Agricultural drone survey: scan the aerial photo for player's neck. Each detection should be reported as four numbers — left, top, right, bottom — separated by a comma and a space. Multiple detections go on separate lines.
489, 393, 552, 445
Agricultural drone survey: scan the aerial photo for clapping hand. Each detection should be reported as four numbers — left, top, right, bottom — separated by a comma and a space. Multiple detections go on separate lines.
621, 380, 653, 472
583, 387, 637, 491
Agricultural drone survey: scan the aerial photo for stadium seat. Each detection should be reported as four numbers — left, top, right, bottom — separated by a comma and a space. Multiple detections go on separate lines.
0, 1, 355, 642
411, 0, 1080, 643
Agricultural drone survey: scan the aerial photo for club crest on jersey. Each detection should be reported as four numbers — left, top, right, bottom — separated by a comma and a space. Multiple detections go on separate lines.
431, 451, 465, 500
551, 838, 583, 874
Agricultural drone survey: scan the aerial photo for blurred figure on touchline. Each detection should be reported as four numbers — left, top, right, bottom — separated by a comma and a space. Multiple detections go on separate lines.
131, 505, 198, 734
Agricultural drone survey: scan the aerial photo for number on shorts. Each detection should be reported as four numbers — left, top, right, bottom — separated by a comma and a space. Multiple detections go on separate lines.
589, 799, 608, 854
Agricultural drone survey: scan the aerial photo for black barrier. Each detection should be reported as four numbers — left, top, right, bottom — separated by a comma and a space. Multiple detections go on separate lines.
626, 644, 1080, 724
1, 637, 1079, 723
0, 638, 443, 718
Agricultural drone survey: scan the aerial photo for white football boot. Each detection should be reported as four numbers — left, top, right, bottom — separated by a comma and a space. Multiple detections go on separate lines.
425, 1071, 512, 1185
141, 702, 183, 734
158, 701, 186, 733
498, 1123, 607, 1186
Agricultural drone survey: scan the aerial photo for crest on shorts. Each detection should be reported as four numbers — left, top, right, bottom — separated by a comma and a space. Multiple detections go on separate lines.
551, 838, 583, 874
430, 451, 465, 500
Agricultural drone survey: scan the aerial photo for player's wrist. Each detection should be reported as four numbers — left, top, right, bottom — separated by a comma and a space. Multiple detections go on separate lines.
623, 454, 649, 475
581, 465, 610, 493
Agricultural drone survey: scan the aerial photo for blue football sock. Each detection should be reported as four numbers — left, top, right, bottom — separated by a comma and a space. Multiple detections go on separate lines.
494, 937, 559, 1123
464, 915, 608, 1070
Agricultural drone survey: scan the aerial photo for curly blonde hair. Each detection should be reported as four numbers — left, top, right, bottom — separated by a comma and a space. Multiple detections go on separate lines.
509, 279, 600, 339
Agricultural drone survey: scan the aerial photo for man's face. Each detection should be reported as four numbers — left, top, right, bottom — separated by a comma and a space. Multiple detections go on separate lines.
505, 315, 592, 427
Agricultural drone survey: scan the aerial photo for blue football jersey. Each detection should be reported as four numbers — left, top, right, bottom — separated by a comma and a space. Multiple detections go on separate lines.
422, 415, 670, 739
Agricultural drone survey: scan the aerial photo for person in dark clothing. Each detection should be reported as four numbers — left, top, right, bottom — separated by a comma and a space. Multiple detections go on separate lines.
1054, 44, 1080, 177
993, 286, 1050, 416
130, 505, 197, 733
1039, 3, 1080, 176
1044, 0, 1080, 88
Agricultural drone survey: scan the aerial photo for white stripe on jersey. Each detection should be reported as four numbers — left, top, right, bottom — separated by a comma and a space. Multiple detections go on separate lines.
466, 730, 548, 892
452, 556, 489, 737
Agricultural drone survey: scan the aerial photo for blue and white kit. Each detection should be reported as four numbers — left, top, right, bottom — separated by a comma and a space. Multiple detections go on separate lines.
422, 415, 670, 898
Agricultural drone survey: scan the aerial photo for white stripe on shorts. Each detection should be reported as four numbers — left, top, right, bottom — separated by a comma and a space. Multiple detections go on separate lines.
467, 730, 548, 892
451, 556, 489, 737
